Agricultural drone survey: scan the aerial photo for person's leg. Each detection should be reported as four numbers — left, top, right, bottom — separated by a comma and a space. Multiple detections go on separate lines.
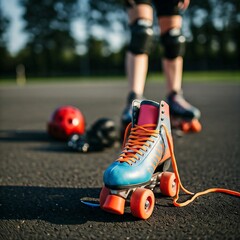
159, 15, 200, 120
154, 0, 201, 130
154, 0, 189, 94
126, 1, 153, 98
159, 16, 183, 94
121, 1, 154, 139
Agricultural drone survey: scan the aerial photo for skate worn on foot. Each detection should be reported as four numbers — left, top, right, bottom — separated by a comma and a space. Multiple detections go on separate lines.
167, 91, 202, 134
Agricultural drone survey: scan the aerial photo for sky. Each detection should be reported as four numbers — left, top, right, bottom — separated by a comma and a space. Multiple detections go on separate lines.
1, 0, 125, 56
1, 0, 28, 55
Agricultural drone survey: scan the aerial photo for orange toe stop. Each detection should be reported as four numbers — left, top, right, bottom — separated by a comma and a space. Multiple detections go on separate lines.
102, 194, 125, 215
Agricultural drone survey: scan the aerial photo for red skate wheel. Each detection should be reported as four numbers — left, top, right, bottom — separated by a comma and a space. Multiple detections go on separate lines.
160, 172, 176, 197
99, 186, 110, 208
102, 194, 125, 215
130, 188, 155, 220
191, 119, 202, 132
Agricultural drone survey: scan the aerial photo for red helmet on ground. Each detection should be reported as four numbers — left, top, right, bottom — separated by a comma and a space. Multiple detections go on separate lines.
47, 105, 85, 140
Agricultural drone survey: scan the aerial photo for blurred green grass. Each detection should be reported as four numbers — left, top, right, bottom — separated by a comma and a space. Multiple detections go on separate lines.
0, 71, 239, 85
148, 71, 240, 82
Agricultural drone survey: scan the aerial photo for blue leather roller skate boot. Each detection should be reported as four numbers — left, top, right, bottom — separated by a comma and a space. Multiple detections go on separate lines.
167, 90, 202, 134
100, 99, 177, 219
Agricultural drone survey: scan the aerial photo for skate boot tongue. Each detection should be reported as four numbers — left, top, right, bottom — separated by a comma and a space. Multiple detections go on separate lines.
137, 101, 159, 129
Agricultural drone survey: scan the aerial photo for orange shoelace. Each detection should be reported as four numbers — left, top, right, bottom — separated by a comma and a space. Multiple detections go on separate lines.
118, 123, 158, 165
162, 124, 240, 206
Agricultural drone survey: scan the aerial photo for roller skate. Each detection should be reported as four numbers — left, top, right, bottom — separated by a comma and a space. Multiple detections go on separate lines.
100, 99, 177, 219
120, 91, 144, 142
166, 91, 202, 134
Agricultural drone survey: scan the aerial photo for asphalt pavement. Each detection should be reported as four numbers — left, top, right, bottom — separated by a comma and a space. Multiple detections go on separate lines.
0, 81, 239, 240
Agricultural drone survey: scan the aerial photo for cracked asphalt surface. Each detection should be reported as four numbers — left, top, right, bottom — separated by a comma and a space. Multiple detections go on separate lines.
0, 81, 239, 240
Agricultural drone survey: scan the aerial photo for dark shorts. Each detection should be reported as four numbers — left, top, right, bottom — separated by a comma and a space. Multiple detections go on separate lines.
125, 0, 181, 16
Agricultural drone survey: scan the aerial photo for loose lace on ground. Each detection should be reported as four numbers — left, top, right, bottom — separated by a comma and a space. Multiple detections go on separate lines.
162, 124, 240, 206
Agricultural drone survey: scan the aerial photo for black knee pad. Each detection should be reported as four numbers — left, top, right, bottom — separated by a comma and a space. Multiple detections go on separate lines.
128, 19, 154, 55
161, 28, 186, 59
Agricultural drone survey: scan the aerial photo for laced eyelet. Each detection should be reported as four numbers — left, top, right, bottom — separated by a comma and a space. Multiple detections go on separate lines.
118, 123, 158, 165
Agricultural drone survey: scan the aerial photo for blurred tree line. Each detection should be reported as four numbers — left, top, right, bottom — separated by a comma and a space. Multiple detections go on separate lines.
0, 0, 239, 77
